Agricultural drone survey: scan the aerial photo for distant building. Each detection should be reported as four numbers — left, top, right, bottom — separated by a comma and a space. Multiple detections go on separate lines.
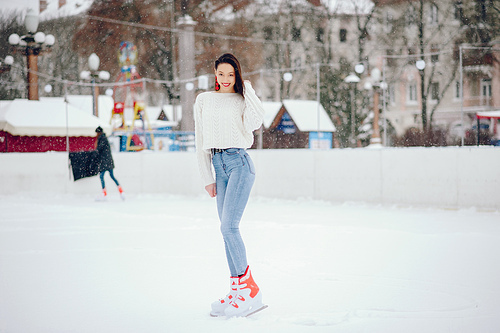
0, 98, 109, 152
375, 0, 500, 138
257, 100, 336, 149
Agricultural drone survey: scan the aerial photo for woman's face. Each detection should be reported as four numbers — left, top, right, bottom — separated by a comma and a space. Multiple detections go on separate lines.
215, 63, 236, 93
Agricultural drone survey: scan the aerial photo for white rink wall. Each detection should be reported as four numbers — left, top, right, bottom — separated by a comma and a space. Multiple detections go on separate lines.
0, 147, 499, 209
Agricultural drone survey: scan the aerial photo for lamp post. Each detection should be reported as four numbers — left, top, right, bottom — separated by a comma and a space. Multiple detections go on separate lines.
364, 67, 387, 147
353, 62, 387, 148
80, 53, 110, 117
8, 9, 55, 100
344, 72, 360, 147
177, 15, 197, 132
416, 58, 427, 134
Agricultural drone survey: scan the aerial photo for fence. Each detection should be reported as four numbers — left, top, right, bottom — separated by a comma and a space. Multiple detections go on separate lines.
0, 147, 498, 209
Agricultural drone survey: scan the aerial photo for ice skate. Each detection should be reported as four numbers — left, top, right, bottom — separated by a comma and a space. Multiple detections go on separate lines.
224, 267, 267, 318
95, 188, 107, 201
210, 277, 239, 317
118, 186, 125, 201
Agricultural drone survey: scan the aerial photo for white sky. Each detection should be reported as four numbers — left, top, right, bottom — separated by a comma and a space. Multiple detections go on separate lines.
0, 0, 38, 12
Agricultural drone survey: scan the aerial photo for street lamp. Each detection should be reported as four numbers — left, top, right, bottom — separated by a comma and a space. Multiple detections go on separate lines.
80, 53, 110, 117
416, 59, 426, 71
0, 56, 14, 74
8, 9, 55, 100
344, 72, 360, 147
354, 63, 365, 75
283, 72, 293, 82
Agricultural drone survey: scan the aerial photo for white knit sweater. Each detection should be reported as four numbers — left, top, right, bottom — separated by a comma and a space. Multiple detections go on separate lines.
194, 81, 264, 186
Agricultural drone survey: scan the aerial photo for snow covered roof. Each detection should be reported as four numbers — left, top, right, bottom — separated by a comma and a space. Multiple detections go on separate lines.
39, 0, 92, 20
262, 101, 282, 128
282, 99, 336, 132
146, 105, 182, 129
0, 98, 111, 137
207, 0, 315, 20
147, 105, 182, 123
322, 0, 374, 15
207, 0, 373, 21
477, 110, 500, 119
62, 95, 114, 123
262, 99, 336, 132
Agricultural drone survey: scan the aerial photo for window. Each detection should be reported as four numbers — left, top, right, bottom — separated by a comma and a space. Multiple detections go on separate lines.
430, 4, 439, 25
277, 112, 296, 134
292, 27, 301, 42
430, 82, 440, 101
407, 46, 416, 65
431, 44, 439, 63
481, 79, 492, 105
294, 57, 301, 69
263, 26, 273, 40
408, 81, 418, 103
388, 84, 396, 105
339, 29, 347, 42
265, 56, 273, 69
316, 27, 324, 43
384, 11, 393, 33
406, 5, 416, 26
454, 1, 463, 21
386, 49, 396, 67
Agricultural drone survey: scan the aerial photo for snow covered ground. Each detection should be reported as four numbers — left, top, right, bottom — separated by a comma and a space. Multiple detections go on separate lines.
1, 193, 499, 333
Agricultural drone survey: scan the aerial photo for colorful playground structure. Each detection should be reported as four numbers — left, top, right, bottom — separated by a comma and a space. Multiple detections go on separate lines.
110, 41, 154, 151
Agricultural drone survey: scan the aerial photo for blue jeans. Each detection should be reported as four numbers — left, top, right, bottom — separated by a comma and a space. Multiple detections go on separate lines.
99, 169, 120, 189
212, 148, 256, 277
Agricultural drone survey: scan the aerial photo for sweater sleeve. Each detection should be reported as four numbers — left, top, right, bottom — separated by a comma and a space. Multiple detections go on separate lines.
242, 81, 265, 133
194, 95, 215, 186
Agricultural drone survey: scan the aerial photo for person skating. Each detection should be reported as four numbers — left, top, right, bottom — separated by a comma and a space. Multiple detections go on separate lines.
194, 53, 266, 317
95, 126, 124, 201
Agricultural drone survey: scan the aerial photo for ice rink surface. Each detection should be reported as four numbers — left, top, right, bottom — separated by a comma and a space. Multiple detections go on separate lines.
1, 193, 499, 333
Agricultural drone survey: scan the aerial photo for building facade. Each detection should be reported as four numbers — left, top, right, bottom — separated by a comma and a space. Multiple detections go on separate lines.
374, 0, 499, 141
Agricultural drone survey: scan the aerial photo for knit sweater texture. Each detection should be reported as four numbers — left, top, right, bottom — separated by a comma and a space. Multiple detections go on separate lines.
194, 81, 264, 186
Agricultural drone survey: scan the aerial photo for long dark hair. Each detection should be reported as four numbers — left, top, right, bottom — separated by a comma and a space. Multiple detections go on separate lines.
215, 53, 245, 99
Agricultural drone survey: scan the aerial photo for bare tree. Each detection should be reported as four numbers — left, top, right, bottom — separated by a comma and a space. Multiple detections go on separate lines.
376, 0, 461, 141
72, 0, 261, 104
38, 16, 81, 97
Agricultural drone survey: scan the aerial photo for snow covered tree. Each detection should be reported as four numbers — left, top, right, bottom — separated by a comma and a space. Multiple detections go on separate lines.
0, 11, 24, 100
38, 16, 81, 97
458, 0, 500, 45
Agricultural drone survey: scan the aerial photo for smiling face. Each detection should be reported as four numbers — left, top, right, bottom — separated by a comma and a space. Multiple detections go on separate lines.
215, 63, 236, 93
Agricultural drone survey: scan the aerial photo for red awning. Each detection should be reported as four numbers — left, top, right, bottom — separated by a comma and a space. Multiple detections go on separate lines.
476, 111, 500, 119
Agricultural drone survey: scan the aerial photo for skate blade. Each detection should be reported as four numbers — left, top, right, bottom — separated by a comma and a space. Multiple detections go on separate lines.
244, 304, 268, 317
210, 305, 268, 318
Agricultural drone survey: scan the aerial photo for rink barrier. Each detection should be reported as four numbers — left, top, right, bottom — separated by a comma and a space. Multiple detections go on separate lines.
0, 147, 498, 210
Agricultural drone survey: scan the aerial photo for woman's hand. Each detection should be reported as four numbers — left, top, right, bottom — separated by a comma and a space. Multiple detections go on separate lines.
205, 183, 217, 198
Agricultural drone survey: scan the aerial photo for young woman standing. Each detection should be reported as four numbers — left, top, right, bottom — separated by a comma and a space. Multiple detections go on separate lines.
194, 53, 265, 317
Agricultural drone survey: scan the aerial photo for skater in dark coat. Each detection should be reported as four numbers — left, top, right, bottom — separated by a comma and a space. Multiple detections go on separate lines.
95, 126, 124, 200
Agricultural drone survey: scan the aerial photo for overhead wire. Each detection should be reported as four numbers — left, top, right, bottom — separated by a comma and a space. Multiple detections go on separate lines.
84, 14, 292, 46
2, 42, 494, 91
